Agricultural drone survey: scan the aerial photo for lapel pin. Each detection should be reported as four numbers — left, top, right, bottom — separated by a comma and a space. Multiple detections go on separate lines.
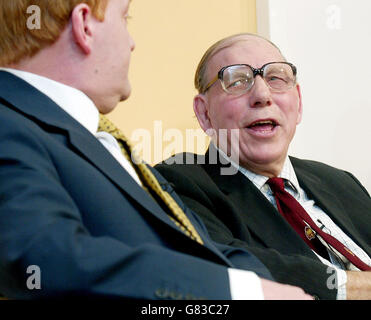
304, 226, 316, 240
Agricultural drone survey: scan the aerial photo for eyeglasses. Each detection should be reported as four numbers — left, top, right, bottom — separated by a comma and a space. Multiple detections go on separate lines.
204, 62, 297, 95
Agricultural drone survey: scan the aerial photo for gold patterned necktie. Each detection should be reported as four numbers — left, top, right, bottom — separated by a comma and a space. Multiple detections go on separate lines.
98, 115, 203, 245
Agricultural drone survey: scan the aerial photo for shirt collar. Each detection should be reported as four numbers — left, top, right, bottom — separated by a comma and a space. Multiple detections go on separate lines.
214, 142, 300, 193
0, 68, 99, 135
279, 157, 300, 193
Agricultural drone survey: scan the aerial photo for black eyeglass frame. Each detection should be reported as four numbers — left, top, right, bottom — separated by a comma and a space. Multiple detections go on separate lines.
203, 61, 297, 94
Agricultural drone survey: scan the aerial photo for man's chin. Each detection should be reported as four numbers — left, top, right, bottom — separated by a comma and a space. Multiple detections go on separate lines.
120, 84, 132, 102
97, 96, 123, 114
119, 94, 130, 103
101, 89, 131, 114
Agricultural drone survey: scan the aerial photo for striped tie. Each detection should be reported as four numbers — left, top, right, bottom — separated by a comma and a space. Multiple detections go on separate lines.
98, 115, 204, 245
267, 177, 371, 271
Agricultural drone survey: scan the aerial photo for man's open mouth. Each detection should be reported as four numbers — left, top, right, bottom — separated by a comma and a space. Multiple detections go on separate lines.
247, 119, 278, 131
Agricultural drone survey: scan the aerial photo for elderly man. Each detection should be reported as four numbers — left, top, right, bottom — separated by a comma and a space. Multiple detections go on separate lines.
0, 1, 313, 300
156, 33, 371, 300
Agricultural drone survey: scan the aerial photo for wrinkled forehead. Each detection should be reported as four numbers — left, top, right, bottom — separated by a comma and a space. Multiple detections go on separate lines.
206, 36, 285, 79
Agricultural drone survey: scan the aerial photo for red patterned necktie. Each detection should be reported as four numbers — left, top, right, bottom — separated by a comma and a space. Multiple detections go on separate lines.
267, 177, 371, 271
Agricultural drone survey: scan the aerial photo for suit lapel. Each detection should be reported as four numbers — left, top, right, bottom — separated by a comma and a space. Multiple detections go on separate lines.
291, 157, 371, 255
203, 149, 318, 257
0, 71, 184, 231
68, 129, 175, 222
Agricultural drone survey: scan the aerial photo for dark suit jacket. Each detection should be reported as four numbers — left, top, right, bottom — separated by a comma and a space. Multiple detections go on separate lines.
155, 148, 371, 300
0, 71, 272, 299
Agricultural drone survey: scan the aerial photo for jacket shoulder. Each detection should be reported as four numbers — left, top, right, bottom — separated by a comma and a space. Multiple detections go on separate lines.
290, 156, 342, 172
290, 156, 370, 196
155, 153, 220, 196
156, 153, 208, 177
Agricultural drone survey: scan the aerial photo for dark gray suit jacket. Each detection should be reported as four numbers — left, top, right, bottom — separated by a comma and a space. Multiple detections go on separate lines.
156, 149, 371, 300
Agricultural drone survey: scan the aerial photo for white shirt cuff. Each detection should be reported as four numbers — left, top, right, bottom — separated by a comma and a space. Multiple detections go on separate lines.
336, 269, 347, 300
228, 268, 264, 300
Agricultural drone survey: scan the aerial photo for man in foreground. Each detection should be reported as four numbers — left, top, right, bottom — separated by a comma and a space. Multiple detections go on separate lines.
156, 33, 371, 300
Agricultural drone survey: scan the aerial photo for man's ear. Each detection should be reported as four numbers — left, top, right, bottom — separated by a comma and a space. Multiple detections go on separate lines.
194, 94, 213, 134
295, 84, 303, 125
71, 4, 94, 55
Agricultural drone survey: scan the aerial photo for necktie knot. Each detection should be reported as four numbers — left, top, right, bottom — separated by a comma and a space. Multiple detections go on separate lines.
267, 177, 285, 193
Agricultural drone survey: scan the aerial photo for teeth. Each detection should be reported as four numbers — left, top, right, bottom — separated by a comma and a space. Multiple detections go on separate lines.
252, 120, 275, 126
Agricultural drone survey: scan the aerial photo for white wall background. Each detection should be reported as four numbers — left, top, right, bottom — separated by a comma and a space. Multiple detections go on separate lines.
257, 0, 371, 193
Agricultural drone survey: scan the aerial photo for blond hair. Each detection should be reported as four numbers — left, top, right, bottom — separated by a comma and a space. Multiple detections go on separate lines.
0, 0, 108, 66
194, 33, 284, 94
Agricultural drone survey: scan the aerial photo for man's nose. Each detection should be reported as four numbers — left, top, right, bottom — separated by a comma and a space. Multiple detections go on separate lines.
248, 76, 273, 108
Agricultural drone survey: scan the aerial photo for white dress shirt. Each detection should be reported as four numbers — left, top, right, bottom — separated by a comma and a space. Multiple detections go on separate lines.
0, 68, 264, 300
